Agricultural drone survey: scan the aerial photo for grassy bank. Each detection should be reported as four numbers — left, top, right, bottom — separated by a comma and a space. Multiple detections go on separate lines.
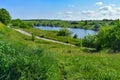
0, 25, 60, 80
21, 28, 81, 46
1, 24, 120, 79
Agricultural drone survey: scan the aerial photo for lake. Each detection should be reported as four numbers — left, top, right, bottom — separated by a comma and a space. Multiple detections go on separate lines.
35, 26, 97, 38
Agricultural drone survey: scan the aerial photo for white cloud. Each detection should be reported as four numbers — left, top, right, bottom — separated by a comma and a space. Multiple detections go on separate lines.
99, 6, 113, 11
80, 4, 120, 20
109, 4, 116, 7
116, 8, 120, 11
98, 5, 120, 16
56, 2, 120, 20
96, 2, 103, 6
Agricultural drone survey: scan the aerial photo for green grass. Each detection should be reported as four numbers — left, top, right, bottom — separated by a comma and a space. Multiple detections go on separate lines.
0, 27, 60, 80
21, 28, 81, 46
0, 22, 5, 32
59, 53, 120, 80
1, 26, 120, 79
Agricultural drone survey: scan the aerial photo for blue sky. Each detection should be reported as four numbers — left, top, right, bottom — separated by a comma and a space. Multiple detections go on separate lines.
0, 0, 120, 20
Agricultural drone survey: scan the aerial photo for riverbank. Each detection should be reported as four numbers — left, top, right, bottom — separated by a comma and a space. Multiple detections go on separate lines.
14, 28, 75, 46
21, 28, 82, 46
23, 19, 113, 31
35, 26, 97, 38
1, 26, 120, 80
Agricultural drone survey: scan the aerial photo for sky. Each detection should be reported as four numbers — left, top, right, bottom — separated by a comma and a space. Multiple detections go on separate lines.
0, 0, 120, 20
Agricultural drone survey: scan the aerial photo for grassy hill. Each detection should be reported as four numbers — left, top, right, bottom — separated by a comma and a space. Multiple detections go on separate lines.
1, 23, 120, 80
0, 22, 5, 32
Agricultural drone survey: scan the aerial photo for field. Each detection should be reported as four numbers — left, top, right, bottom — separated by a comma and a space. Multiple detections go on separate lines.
1, 22, 120, 80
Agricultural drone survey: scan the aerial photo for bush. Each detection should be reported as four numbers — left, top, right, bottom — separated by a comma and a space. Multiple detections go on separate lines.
57, 28, 71, 36
75, 39, 82, 47
31, 33, 35, 41
12, 19, 33, 28
0, 8, 11, 25
11, 19, 22, 27
73, 34, 78, 38
97, 21, 120, 52
0, 41, 60, 80
82, 34, 96, 48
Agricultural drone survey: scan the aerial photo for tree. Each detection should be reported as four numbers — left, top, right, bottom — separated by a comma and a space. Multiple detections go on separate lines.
97, 22, 120, 52
94, 24, 100, 31
82, 34, 96, 48
110, 19, 120, 25
12, 19, 33, 28
11, 19, 22, 27
73, 34, 78, 38
84, 20, 88, 26
57, 28, 71, 36
0, 8, 11, 25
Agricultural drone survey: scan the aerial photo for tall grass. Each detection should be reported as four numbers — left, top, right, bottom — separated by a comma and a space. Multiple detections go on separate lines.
59, 54, 120, 80
2, 25, 120, 80
0, 41, 60, 80
0, 26, 60, 80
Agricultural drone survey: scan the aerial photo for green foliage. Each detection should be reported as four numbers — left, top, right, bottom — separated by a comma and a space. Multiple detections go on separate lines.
0, 8, 11, 25
0, 41, 59, 80
59, 55, 120, 80
57, 28, 71, 36
12, 19, 33, 28
22, 28, 81, 46
75, 39, 82, 47
94, 24, 100, 31
2, 21, 120, 80
11, 19, 22, 27
82, 34, 96, 48
31, 33, 35, 41
97, 21, 120, 52
110, 19, 120, 25
0, 22, 5, 32
23, 19, 113, 30
73, 34, 78, 38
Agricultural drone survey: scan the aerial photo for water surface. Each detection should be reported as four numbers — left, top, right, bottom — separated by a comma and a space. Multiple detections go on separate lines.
35, 26, 97, 38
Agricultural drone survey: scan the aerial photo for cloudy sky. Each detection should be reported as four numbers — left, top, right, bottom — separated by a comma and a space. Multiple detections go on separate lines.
0, 0, 120, 20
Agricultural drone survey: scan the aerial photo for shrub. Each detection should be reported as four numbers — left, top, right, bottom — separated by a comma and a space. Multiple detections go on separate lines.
97, 21, 120, 52
75, 39, 82, 47
11, 19, 22, 27
31, 33, 35, 41
57, 28, 71, 36
0, 8, 11, 25
73, 34, 78, 38
82, 34, 96, 48
12, 19, 33, 28
0, 41, 59, 80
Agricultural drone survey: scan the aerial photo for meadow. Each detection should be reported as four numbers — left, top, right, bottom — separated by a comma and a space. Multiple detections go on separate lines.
1, 22, 120, 80
21, 28, 81, 46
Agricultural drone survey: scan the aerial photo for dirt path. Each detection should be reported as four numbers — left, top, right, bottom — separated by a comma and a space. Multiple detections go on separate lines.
14, 29, 76, 47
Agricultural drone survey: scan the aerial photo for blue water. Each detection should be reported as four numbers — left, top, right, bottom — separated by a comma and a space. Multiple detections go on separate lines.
35, 26, 97, 38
